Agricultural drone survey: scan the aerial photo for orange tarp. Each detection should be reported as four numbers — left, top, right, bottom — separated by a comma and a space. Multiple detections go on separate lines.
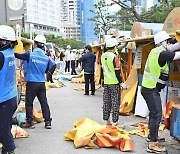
64, 118, 134, 152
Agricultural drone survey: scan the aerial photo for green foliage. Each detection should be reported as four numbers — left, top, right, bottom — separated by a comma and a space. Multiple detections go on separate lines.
92, 0, 180, 31
88, 0, 117, 35
44, 34, 85, 49
21, 32, 84, 49
21, 32, 30, 38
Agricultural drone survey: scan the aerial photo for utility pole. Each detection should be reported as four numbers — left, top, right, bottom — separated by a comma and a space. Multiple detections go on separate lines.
22, 14, 25, 32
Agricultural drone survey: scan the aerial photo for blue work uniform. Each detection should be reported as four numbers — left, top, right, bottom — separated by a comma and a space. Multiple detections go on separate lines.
0, 48, 17, 152
15, 48, 52, 123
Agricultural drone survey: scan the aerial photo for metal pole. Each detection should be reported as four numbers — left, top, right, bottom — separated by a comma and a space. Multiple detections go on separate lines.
5, 0, 8, 23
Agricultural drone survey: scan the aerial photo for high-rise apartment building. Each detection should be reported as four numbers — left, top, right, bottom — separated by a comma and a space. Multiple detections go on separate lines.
0, 0, 61, 36
79, 0, 99, 44
136, 0, 160, 13
60, 0, 80, 40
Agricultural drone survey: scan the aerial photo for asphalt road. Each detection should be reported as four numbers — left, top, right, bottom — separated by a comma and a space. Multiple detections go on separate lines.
12, 81, 179, 154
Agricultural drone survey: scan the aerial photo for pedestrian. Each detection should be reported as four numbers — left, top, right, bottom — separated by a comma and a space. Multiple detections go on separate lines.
59, 50, 65, 74
141, 31, 180, 153
0, 25, 17, 154
101, 38, 128, 126
70, 50, 77, 75
15, 34, 52, 129
64, 45, 71, 73
46, 57, 56, 83
78, 45, 96, 95
48, 49, 55, 60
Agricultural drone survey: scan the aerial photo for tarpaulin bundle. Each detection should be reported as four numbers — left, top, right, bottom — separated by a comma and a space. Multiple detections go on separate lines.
11, 125, 29, 138
74, 85, 101, 91
71, 65, 101, 84
71, 70, 85, 83
16, 101, 43, 123
129, 123, 165, 138
33, 108, 43, 123
45, 81, 64, 90
64, 118, 134, 152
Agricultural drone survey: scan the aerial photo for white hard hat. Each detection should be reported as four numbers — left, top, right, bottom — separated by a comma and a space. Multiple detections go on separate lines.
0, 25, 16, 41
154, 31, 171, 45
106, 38, 118, 48
66, 45, 71, 49
34, 35, 46, 44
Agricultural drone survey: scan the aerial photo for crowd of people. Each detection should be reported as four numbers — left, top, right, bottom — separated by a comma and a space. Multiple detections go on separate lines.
0, 24, 180, 154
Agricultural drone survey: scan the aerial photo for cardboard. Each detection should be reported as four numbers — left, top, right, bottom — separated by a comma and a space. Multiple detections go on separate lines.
163, 7, 180, 33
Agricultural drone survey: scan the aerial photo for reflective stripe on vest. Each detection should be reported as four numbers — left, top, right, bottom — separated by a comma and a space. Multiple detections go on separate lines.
143, 74, 166, 84
101, 52, 119, 84
142, 46, 169, 89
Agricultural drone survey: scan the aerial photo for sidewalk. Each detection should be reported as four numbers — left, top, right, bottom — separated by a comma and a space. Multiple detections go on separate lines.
13, 81, 179, 154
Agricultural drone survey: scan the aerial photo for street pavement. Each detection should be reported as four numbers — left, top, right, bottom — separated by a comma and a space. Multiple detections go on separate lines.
13, 80, 180, 154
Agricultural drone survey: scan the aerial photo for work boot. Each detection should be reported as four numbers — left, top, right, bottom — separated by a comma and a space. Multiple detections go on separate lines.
84, 93, 89, 95
21, 121, 35, 129
103, 119, 111, 126
45, 120, 51, 129
146, 136, 165, 142
2, 148, 15, 154
147, 142, 167, 153
112, 121, 118, 126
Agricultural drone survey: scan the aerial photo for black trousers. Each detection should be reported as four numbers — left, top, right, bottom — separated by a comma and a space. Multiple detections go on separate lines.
0, 97, 17, 152
25, 82, 51, 123
46, 64, 56, 83
71, 60, 77, 75
141, 88, 162, 142
65, 61, 70, 72
84, 73, 95, 94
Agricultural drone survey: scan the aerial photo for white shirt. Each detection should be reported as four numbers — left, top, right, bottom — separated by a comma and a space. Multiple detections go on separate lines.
65, 49, 71, 61
70, 52, 76, 60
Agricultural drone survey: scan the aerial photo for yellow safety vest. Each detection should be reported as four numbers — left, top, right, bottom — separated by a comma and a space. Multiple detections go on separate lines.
142, 46, 169, 89
101, 52, 119, 84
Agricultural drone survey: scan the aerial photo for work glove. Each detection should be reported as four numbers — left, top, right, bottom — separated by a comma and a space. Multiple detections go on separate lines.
120, 83, 129, 90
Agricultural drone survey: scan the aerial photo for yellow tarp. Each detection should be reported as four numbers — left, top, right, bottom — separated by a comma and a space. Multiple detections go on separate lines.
14, 38, 24, 53
71, 70, 85, 83
74, 85, 101, 91
64, 118, 134, 152
45, 81, 64, 90
129, 123, 165, 138
120, 67, 138, 115
71, 64, 101, 84
94, 64, 101, 84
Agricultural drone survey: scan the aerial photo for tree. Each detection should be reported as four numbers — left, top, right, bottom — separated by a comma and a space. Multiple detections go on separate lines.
107, 0, 180, 30
142, 0, 180, 23
89, 0, 117, 35
21, 32, 84, 49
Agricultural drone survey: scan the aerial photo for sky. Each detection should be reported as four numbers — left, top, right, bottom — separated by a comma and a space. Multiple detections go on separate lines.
106, 0, 121, 12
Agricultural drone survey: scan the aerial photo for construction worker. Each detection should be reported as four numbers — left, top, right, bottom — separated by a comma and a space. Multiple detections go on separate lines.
101, 38, 128, 126
0, 25, 17, 154
15, 34, 52, 129
141, 31, 180, 153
